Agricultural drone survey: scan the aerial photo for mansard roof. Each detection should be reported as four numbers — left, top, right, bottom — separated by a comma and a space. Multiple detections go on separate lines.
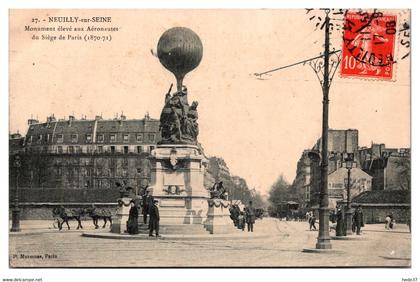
25, 117, 160, 146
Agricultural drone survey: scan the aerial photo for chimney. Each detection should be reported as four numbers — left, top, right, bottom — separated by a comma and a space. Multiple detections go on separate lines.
47, 114, 56, 123
28, 118, 39, 125
95, 115, 103, 120
68, 115, 75, 126
10, 132, 22, 139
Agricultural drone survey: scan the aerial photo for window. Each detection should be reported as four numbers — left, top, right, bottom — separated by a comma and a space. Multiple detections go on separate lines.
38, 135, 42, 143
86, 134, 92, 143
137, 146, 143, 153
110, 146, 115, 154
123, 146, 129, 154
56, 167, 62, 176
97, 134, 104, 143
71, 134, 78, 143
148, 134, 155, 142
68, 168, 74, 178
110, 134, 117, 143
110, 167, 115, 177
86, 168, 92, 176
97, 146, 103, 153
68, 146, 75, 154
136, 134, 143, 142
123, 134, 129, 143
27, 136, 33, 144
57, 146, 63, 154
150, 146, 155, 151
85, 180, 90, 188
76, 146, 82, 153
47, 134, 50, 142
122, 169, 128, 177
56, 134, 63, 143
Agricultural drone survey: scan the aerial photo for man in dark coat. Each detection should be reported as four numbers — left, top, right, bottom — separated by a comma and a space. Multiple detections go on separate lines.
353, 206, 364, 235
244, 201, 256, 232
308, 211, 317, 231
149, 200, 160, 237
142, 191, 150, 224
335, 205, 345, 236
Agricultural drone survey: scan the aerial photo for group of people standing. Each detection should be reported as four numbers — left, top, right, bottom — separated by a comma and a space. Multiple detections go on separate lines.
127, 190, 161, 237
306, 205, 364, 235
331, 205, 364, 236
230, 201, 257, 232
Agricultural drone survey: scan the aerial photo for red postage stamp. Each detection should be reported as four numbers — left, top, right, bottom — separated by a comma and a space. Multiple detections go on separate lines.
341, 11, 397, 80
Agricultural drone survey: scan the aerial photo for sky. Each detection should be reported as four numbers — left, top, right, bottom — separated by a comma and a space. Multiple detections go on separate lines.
9, 9, 410, 195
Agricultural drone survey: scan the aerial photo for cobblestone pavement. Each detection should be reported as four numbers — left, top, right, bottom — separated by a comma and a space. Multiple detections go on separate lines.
9, 218, 411, 267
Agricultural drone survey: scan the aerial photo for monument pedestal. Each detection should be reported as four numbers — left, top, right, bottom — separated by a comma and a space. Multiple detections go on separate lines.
111, 198, 132, 234
148, 145, 209, 228
204, 199, 237, 234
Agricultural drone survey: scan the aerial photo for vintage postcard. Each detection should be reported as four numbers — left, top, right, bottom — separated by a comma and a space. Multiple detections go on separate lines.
8, 9, 411, 270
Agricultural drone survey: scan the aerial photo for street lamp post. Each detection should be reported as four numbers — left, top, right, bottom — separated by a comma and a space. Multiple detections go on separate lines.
253, 9, 342, 250
315, 12, 332, 250
344, 154, 354, 235
10, 154, 22, 232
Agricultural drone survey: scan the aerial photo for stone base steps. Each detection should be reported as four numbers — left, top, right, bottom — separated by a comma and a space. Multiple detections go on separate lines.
137, 223, 210, 235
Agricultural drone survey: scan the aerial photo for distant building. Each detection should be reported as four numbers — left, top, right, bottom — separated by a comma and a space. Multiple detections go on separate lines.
293, 129, 361, 209
312, 129, 359, 164
359, 144, 410, 191
290, 129, 409, 210
327, 164, 372, 208
9, 132, 24, 155
9, 114, 159, 206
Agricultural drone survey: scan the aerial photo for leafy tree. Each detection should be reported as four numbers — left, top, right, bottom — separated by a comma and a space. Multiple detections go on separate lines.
268, 174, 291, 206
268, 175, 293, 217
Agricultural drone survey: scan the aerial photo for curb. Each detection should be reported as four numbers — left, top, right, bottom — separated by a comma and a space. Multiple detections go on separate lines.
82, 231, 274, 241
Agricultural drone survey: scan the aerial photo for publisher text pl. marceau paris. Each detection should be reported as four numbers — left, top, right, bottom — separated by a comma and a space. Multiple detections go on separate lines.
48, 17, 111, 23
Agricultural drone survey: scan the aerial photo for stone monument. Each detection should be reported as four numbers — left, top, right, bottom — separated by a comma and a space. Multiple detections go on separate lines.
111, 27, 235, 235
148, 27, 209, 231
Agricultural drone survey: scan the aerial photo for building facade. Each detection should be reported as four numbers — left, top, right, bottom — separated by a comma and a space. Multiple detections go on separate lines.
327, 165, 372, 208
10, 114, 160, 205
359, 144, 410, 191
292, 129, 388, 210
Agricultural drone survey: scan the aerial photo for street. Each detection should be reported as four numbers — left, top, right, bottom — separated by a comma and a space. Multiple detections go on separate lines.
9, 218, 411, 267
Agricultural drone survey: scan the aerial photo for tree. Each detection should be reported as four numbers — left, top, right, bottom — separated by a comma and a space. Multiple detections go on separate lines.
268, 174, 291, 206
268, 175, 293, 217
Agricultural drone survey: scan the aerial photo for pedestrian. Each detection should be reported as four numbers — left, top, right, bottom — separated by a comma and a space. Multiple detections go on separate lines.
308, 211, 317, 231
407, 217, 411, 233
385, 215, 391, 230
244, 201, 256, 232
127, 201, 139, 235
238, 211, 245, 231
149, 199, 160, 237
353, 206, 364, 235
389, 214, 395, 229
142, 190, 150, 224
335, 205, 345, 236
